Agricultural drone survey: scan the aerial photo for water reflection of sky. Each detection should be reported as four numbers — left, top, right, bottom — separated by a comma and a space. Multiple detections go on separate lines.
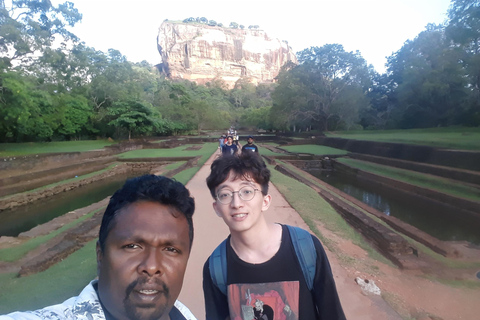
342, 185, 391, 216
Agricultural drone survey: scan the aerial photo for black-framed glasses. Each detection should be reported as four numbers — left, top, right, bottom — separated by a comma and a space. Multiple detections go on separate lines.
216, 186, 260, 204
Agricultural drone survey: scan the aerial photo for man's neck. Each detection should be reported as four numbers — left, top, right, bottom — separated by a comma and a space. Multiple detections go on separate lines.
230, 222, 282, 264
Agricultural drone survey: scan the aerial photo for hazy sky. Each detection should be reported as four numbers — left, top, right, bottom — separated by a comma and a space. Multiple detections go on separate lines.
63, 0, 452, 73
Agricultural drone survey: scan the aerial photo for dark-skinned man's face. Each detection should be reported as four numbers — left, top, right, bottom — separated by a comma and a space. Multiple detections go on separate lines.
96, 201, 191, 320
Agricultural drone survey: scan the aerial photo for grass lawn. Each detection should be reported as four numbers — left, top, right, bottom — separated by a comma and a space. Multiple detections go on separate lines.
0, 240, 98, 314
337, 158, 480, 202
281, 144, 348, 156
325, 127, 480, 151
118, 143, 217, 159
0, 140, 116, 157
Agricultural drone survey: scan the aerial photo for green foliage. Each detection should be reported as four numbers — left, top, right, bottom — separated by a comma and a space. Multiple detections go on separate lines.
3, 2, 480, 142
107, 100, 164, 139
0, 0, 82, 70
387, 25, 469, 128
272, 45, 371, 131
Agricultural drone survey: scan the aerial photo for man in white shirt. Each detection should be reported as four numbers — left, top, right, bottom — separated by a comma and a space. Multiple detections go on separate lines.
1, 175, 197, 320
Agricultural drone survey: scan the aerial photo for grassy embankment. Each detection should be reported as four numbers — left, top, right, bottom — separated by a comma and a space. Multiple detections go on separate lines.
0, 140, 116, 157
325, 127, 480, 151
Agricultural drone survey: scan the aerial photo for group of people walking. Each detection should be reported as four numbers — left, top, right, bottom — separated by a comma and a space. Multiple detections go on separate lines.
218, 129, 259, 156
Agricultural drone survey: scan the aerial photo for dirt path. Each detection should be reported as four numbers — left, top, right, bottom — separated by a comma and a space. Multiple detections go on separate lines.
179, 152, 406, 320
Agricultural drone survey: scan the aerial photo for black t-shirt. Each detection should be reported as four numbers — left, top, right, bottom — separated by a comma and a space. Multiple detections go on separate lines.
242, 143, 258, 153
203, 224, 346, 320
222, 144, 238, 155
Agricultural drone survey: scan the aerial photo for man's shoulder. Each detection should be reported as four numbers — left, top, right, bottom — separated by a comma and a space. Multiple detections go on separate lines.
0, 281, 104, 320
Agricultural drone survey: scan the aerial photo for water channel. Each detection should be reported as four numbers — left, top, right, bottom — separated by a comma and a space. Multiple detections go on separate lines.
0, 175, 135, 237
308, 169, 480, 245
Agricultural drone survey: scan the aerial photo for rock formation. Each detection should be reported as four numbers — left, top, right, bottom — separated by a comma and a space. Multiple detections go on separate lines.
157, 21, 297, 87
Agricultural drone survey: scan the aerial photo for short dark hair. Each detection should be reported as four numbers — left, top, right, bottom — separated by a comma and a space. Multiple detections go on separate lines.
206, 152, 270, 198
99, 175, 194, 251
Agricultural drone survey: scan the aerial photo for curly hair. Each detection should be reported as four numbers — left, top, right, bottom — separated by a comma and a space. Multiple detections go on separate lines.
206, 152, 270, 198
98, 174, 194, 251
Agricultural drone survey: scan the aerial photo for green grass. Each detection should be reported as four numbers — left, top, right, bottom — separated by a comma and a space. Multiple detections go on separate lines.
118, 143, 217, 159
0, 140, 116, 157
281, 144, 348, 155
256, 143, 285, 156
325, 127, 480, 151
0, 240, 98, 314
0, 209, 102, 262
337, 158, 480, 202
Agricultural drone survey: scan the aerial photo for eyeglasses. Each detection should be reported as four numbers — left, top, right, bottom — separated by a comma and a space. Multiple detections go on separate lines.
216, 186, 260, 204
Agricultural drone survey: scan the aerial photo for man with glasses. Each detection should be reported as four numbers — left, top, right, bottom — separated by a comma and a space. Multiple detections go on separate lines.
203, 153, 345, 319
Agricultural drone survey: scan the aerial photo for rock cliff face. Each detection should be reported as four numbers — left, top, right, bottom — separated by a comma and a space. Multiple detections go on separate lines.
157, 21, 297, 87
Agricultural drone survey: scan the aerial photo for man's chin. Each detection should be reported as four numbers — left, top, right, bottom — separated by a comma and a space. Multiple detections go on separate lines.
125, 303, 169, 320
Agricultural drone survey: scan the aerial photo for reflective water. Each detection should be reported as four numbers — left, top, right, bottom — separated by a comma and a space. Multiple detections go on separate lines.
0, 175, 133, 237
309, 169, 480, 245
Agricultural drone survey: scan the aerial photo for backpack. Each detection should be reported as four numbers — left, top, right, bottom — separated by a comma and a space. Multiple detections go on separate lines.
208, 225, 317, 295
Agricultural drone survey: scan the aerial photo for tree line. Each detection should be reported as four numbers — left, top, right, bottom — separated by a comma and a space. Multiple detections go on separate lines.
0, 0, 478, 143
272, 0, 480, 131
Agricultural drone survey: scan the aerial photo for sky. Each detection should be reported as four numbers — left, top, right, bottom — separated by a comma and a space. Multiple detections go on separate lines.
63, 0, 452, 73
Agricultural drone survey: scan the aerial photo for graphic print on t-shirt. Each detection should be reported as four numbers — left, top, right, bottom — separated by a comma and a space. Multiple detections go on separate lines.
227, 281, 299, 320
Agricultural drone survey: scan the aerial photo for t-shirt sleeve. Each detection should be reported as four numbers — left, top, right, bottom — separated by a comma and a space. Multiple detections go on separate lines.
203, 257, 230, 320
311, 236, 347, 320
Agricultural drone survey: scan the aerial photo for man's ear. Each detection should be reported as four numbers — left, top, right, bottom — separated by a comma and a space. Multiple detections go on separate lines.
212, 201, 222, 217
96, 240, 103, 276
261, 194, 272, 212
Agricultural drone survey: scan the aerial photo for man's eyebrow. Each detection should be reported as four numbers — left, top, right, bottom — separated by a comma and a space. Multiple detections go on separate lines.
217, 181, 255, 190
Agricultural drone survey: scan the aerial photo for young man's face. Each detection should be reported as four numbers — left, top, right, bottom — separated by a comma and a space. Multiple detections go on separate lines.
227, 137, 233, 145
247, 138, 254, 144
213, 171, 271, 233
96, 201, 191, 320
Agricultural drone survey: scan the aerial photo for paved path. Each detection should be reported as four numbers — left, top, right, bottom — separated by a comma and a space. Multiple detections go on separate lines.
179, 152, 402, 319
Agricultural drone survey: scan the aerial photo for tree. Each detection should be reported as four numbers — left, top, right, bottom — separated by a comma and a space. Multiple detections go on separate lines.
0, 0, 82, 70
445, 0, 480, 125
107, 100, 162, 140
387, 25, 468, 128
272, 45, 371, 131
229, 22, 238, 29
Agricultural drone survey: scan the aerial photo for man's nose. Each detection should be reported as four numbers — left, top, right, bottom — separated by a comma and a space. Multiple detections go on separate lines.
138, 249, 162, 276
230, 192, 244, 208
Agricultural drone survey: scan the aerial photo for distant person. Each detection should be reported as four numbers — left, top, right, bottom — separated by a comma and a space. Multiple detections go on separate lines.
203, 153, 346, 319
241, 135, 259, 153
218, 135, 225, 153
221, 135, 238, 156
1, 175, 197, 320
233, 131, 239, 146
